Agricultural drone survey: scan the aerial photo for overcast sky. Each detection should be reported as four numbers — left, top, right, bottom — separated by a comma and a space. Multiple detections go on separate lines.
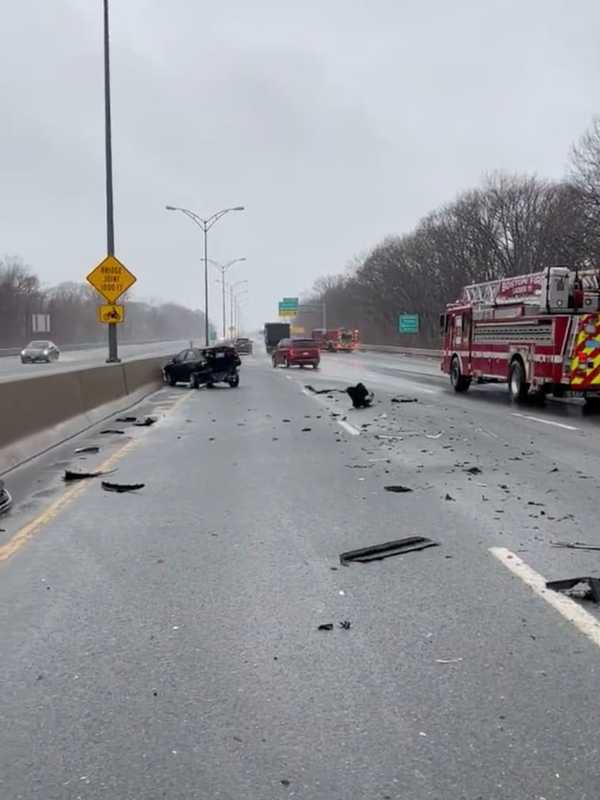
2, 0, 600, 332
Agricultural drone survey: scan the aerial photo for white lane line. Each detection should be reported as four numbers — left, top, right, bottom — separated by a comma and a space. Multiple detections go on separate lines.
511, 412, 579, 431
490, 547, 600, 649
338, 420, 360, 436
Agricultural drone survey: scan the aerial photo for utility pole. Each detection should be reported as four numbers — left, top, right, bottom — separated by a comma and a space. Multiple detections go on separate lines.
103, 0, 119, 362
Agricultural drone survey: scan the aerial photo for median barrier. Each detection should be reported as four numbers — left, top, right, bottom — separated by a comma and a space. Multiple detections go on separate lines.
360, 344, 441, 358
0, 356, 167, 474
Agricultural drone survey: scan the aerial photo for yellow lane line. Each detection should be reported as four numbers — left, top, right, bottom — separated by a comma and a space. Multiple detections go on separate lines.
0, 391, 191, 564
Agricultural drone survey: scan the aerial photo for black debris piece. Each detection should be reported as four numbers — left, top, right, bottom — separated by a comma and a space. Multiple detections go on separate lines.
340, 536, 439, 564
0, 481, 12, 515
74, 446, 100, 454
345, 464, 369, 469
101, 481, 145, 493
339, 620, 351, 630
445, 493, 455, 501
281, 780, 291, 787
464, 466, 482, 475
100, 429, 125, 435
305, 385, 343, 394
115, 416, 137, 423
318, 623, 334, 631
301, 427, 312, 432
384, 485, 413, 493
346, 382, 374, 408
134, 416, 157, 427
549, 467, 559, 473
64, 469, 111, 481
546, 577, 600, 603
551, 541, 600, 552
282, 419, 291, 423
390, 397, 418, 404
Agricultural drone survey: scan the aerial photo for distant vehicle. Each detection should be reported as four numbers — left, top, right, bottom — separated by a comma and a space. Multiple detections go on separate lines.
21, 340, 60, 364
272, 338, 320, 369
323, 329, 360, 352
234, 337, 253, 355
264, 322, 291, 353
311, 328, 327, 349
162, 347, 206, 385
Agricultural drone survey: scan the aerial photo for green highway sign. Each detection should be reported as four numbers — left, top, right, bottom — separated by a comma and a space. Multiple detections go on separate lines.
399, 313, 419, 334
281, 297, 299, 306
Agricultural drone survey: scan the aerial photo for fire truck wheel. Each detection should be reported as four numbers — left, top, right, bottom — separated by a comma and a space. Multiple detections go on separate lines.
450, 357, 471, 393
508, 358, 529, 402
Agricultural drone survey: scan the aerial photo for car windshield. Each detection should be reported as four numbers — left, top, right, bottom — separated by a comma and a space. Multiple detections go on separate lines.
5, 5, 600, 799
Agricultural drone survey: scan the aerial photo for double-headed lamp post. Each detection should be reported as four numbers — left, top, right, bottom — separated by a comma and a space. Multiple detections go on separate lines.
165, 205, 244, 345
208, 257, 246, 339
233, 288, 249, 339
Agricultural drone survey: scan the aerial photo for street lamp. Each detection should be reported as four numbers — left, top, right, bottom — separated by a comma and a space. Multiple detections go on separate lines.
208, 257, 246, 338
229, 280, 248, 339
165, 205, 244, 345
233, 288, 249, 339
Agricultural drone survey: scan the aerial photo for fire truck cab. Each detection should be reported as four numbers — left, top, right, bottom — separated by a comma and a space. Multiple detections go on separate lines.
441, 266, 600, 403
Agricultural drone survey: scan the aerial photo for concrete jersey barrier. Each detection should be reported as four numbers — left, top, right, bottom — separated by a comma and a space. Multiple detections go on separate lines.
0, 355, 167, 474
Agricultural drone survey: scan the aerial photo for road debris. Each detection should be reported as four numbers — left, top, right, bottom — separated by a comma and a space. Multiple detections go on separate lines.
345, 464, 370, 469
282, 419, 291, 423
346, 382, 374, 408
301, 427, 312, 432
339, 620, 351, 630
425, 432, 444, 440
64, 469, 114, 481
305, 385, 343, 394
384, 485, 413, 493
340, 536, 439, 564
551, 542, 600, 552
115, 416, 137, 423
100, 429, 125, 435
391, 397, 418, 403
101, 481, 145, 493
445, 493, 455, 501
317, 623, 334, 631
546, 577, 600, 603
464, 466, 482, 475
0, 481, 13, 515
134, 416, 157, 427
74, 446, 100, 454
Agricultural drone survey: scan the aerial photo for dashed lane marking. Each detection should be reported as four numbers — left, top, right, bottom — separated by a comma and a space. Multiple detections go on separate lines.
511, 412, 579, 431
338, 420, 360, 436
490, 546, 600, 649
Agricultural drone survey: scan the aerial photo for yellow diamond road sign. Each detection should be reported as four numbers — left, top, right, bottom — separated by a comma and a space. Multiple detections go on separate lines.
87, 255, 136, 304
97, 304, 125, 324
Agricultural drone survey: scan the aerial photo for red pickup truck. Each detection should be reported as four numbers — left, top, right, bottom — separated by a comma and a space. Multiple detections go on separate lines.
272, 338, 320, 369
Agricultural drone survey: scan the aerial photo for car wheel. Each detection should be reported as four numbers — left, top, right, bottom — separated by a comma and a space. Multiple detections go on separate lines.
313, 363, 319, 370
508, 359, 529, 402
450, 356, 471, 393
206, 382, 214, 389
284, 358, 290, 369
272, 358, 277, 368
229, 374, 240, 388
190, 373, 199, 389
168, 375, 177, 386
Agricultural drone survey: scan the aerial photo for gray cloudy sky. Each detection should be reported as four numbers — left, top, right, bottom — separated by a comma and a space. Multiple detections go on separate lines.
2, 0, 600, 331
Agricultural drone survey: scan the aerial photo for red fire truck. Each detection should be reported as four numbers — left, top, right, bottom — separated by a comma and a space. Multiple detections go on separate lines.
321, 328, 360, 352
441, 266, 600, 403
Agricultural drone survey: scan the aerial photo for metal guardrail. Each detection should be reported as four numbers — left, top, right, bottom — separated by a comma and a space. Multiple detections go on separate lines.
359, 343, 441, 358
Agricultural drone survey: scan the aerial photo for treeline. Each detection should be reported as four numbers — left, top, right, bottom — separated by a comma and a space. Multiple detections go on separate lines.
298, 119, 600, 346
0, 256, 207, 347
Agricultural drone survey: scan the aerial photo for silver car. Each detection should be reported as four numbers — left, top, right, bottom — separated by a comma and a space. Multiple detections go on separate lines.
20, 340, 60, 364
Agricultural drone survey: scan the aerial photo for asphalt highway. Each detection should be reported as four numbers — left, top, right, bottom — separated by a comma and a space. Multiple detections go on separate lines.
2, 347, 600, 799
0, 340, 190, 382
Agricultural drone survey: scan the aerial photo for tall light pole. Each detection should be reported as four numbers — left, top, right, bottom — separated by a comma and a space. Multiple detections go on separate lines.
229, 280, 248, 339
233, 288, 248, 338
103, 0, 119, 362
165, 205, 244, 345
208, 257, 246, 339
